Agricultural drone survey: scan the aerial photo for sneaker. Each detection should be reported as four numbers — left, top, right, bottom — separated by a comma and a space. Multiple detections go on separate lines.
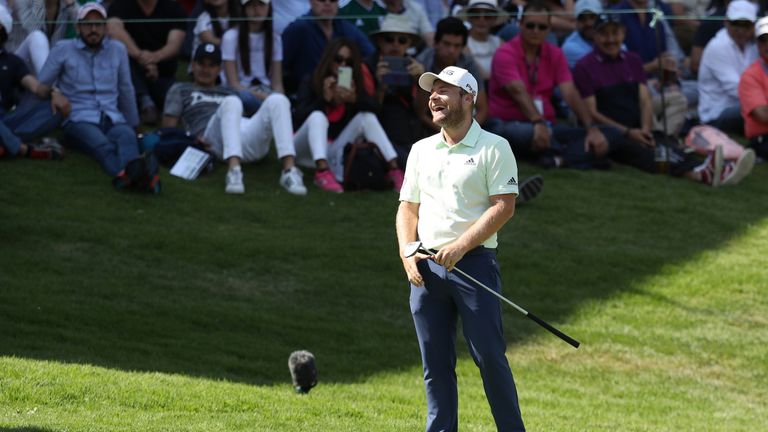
699, 145, 724, 187
516, 175, 544, 206
314, 169, 343, 193
27, 138, 64, 160
387, 168, 405, 192
721, 149, 756, 186
280, 167, 308, 195
225, 166, 245, 194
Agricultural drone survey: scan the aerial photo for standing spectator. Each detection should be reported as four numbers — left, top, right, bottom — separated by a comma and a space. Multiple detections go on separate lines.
339, 0, 387, 35
698, 0, 757, 134
293, 38, 404, 192
107, 0, 187, 125
36, 2, 142, 178
221, 0, 282, 115
0, 4, 63, 160
163, 43, 307, 195
486, 3, 608, 168
282, 0, 374, 95
738, 16, 768, 159
456, 0, 508, 81
5, 0, 78, 74
574, 13, 755, 186
415, 16, 488, 131
382, 0, 435, 46
191, 0, 240, 64
561, 0, 602, 68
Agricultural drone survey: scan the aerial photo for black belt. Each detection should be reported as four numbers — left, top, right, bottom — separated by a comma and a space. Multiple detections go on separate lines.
428, 246, 497, 256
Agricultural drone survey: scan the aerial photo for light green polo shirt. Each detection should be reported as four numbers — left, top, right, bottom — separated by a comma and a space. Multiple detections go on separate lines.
399, 120, 519, 250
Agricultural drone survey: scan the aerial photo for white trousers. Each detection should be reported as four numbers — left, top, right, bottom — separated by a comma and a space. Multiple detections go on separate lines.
294, 111, 397, 181
14, 30, 49, 75
203, 93, 296, 163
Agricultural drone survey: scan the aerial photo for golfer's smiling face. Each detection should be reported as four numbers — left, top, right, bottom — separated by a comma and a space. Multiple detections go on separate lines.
429, 80, 466, 127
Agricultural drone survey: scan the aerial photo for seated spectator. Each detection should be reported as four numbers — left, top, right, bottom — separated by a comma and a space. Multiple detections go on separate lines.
542, 0, 575, 40
365, 14, 429, 163
698, 0, 758, 134
191, 0, 240, 63
36, 3, 142, 178
415, 16, 488, 131
5, 0, 77, 74
562, 0, 601, 68
665, 0, 708, 54
486, 3, 608, 168
293, 38, 404, 192
456, 0, 507, 81
221, 0, 282, 115
163, 43, 307, 195
282, 0, 374, 96
382, 0, 435, 46
339, 0, 387, 35
738, 16, 768, 160
574, 13, 755, 186
107, 0, 187, 125
690, 0, 727, 76
0, 5, 63, 160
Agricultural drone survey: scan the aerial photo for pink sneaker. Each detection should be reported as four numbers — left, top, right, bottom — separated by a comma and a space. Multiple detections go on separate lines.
314, 170, 344, 193
387, 168, 405, 192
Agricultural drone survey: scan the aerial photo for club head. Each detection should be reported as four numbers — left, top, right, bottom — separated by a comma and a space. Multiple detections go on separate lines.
403, 241, 423, 258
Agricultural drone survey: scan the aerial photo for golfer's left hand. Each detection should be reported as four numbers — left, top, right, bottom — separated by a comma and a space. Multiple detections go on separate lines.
434, 243, 467, 272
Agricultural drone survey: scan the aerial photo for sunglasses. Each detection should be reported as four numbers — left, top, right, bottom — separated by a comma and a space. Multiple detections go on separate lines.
729, 20, 754, 29
524, 22, 550, 31
467, 9, 497, 21
334, 54, 351, 65
577, 13, 598, 22
384, 35, 410, 45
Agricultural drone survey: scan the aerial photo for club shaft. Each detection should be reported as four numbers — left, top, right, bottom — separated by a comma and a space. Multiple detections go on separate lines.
451, 267, 528, 315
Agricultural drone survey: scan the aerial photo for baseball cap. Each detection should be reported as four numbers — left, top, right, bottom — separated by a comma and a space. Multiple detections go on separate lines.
573, 0, 603, 17
726, 0, 758, 22
756, 16, 768, 38
594, 12, 623, 30
241, 0, 270, 4
194, 43, 222, 64
0, 5, 12, 36
418, 66, 479, 103
77, 2, 107, 21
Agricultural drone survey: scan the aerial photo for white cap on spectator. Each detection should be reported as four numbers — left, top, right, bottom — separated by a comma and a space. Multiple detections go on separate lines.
726, 0, 758, 22
77, 2, 108, 21
573, 0, 603, 17
756, 16, 768, 37
456, 0, 509, 27
0, 5, 12, 35
419, 66, 479, 103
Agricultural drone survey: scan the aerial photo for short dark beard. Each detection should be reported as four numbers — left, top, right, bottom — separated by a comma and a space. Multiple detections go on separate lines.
435, 101, 466, 129
80, 33, 104, 49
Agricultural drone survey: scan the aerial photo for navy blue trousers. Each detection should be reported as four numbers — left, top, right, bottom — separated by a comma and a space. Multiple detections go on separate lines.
410, 248, 525, 432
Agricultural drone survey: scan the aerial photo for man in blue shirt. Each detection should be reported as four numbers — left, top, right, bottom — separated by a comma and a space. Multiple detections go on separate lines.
36, 2, 140, 178
562, 0, 602, 68
282, 0, 375, 95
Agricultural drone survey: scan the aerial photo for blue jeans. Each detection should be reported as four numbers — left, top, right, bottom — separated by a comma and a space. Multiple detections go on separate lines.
235, 89, 264, 116
0, 95, 63, 156
707, 105, 743, 136
62, 117, 138, 176
410, 248, 525, 432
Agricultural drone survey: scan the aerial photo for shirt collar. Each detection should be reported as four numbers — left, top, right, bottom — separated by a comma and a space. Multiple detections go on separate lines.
595, 49, 626, 63
75, 36, 105, 51
437, 120, 481, 149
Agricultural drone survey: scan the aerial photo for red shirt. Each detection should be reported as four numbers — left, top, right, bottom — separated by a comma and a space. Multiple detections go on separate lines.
738, 59, 768, 138
488, 36, 572, 122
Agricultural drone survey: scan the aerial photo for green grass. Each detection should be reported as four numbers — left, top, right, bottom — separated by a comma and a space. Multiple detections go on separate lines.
1, 153, 767, 431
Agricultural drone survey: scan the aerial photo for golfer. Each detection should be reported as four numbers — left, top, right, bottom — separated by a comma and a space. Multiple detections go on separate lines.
396, 66, 524, 432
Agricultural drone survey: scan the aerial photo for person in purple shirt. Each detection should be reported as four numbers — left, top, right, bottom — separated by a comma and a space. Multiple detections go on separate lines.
573, 13, 755, 186
36, 3, 141, 178
281, 0, 375, 95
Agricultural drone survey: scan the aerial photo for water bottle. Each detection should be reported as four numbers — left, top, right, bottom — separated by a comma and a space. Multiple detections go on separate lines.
655, 145, 669, 175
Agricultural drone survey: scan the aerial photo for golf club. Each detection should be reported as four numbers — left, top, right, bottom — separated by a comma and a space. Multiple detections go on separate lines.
404, 241, 581, 349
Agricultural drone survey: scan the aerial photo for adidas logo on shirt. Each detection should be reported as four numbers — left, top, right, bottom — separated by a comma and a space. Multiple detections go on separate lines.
507, 177, 517, 186
465, 157, 476, 166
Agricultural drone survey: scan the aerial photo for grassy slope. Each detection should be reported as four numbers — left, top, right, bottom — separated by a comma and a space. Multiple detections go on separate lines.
1, 153, 766, 431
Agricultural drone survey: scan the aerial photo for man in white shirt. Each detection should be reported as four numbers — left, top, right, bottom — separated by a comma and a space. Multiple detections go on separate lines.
698, 0, 758, 134
382, 0, 435, 46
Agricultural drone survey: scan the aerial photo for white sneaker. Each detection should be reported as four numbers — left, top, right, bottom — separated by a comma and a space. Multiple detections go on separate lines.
721, 149, 756, 186
279, 166, 308, 195
225, 166, 245, 194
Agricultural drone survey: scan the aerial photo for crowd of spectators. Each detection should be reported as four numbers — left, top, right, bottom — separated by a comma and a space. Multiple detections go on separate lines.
1, 0, 765, 195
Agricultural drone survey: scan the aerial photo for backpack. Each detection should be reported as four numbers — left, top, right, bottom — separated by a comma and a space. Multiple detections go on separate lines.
684, 125, 745, 161
343, 139, 393, 191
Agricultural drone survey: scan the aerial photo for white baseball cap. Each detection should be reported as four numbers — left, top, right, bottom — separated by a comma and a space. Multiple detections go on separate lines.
418, 66, 479, 103
0, 5, 13, 36
573, 0, 603, 17
756, 16, 768, 38
726, 0, 758, 22
77, 2, 108, 21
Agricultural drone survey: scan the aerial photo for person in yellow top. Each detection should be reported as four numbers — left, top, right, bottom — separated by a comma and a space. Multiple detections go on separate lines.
395, 66, 525, 432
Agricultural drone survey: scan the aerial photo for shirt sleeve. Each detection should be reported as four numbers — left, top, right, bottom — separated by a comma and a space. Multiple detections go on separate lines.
572, 60, 593, 98
739, 65, 766, 116
194, 12, 212, 36
552, 47, 573, 84
221, 29, 237, 61
492, 44, 522, 85
37, 41, 64, 86
399, 142, 421, 203
701, 40, 744, 99
167, 1, 188, 32
486, 135, 519, 196
163, 83, 184, 118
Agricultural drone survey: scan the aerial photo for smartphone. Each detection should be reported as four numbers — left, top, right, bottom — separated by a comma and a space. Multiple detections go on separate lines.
382, 56, 411, 87
337, 66, 352, 89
